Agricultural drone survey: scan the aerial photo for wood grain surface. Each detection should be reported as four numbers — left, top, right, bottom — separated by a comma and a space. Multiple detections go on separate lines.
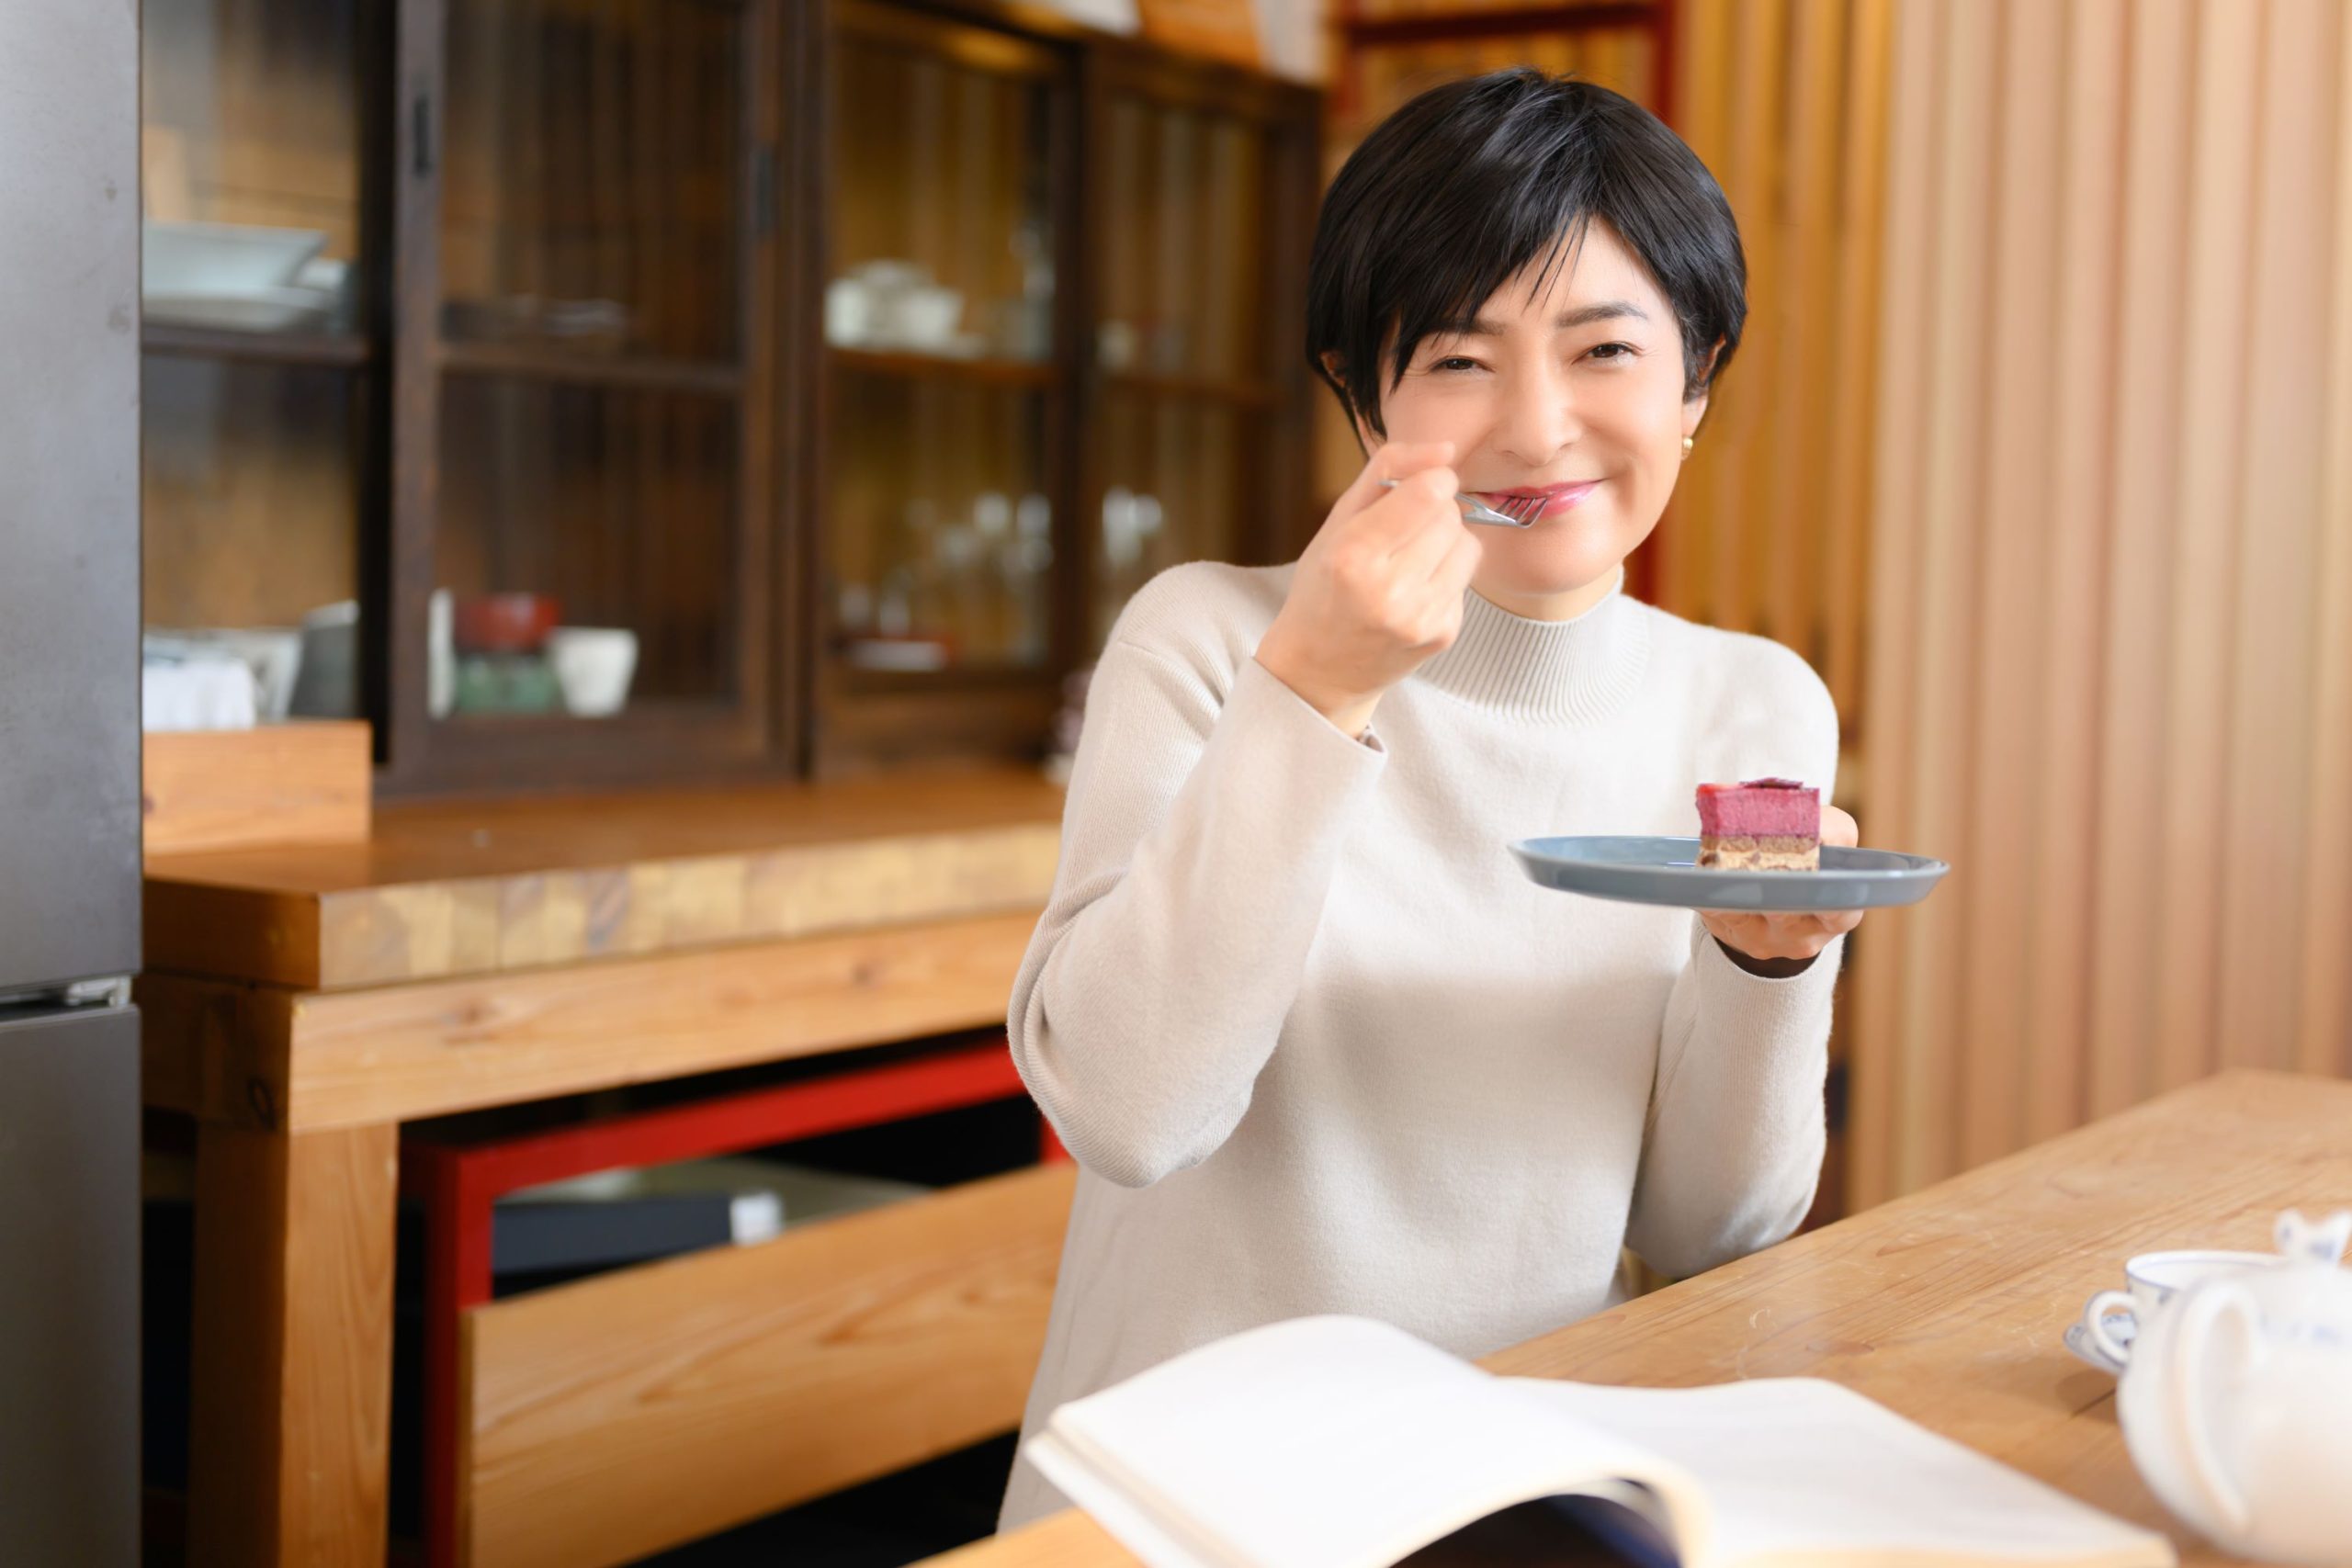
466, 1164, 1077, 1568
142, 769, 1064, 988
139, 909, 1038, 1132
187, 1122, 400, 1568
141, 722, 373, 858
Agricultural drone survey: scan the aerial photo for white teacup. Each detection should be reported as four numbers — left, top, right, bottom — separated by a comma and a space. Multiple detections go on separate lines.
2080, 1249, 2283, 1365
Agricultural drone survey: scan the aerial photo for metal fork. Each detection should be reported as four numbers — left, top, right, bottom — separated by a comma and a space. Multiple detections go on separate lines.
1377, 478, 1545, 528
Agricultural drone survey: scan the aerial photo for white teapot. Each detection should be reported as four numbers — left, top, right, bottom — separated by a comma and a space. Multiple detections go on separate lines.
2118, 1210, 2352, 1565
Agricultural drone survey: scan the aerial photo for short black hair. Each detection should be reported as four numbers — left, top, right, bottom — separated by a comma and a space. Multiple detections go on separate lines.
1307, 70, 1747, 437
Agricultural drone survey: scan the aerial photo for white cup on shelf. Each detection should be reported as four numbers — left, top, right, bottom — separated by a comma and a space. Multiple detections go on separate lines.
548, 627, 638, 718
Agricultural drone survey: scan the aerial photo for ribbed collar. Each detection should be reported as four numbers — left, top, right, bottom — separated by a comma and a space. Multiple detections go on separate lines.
1412, 569, 1650, 725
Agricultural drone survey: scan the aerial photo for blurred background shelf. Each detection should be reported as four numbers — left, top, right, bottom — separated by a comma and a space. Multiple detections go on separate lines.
437, 343, 746, 396
830, 346, 1061, 389
139, 0, 1322, 795
141, 323, 376, 367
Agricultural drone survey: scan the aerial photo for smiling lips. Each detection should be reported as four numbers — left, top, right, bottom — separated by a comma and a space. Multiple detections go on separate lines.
1475, 479, 1603, 520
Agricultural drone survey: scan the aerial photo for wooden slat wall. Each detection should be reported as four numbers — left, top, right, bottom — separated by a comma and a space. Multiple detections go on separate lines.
1656, 0, 1890, 745
1850, 0, 2352, 1206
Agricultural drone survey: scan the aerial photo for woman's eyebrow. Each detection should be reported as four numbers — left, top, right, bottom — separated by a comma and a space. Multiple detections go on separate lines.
1436, 301, 1652, 335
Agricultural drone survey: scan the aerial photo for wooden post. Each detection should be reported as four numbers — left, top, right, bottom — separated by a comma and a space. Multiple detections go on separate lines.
187, 1122, 401, 1568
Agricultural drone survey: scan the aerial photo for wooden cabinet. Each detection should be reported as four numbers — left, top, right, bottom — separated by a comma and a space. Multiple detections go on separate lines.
388, 0, 786, 791
139, 0, 1322, 792
810, 0, 1078, 772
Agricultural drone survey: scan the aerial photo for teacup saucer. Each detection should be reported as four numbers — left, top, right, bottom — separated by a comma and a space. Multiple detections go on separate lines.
2064, 1321, 2128, 1376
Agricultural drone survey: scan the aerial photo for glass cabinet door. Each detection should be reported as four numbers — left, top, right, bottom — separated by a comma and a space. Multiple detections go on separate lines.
1096, 98, 1266, 388
822, 2, 1069, 682
827, 6, 1058, 368
140, 0, 371, 728
1088, 77, 1302, 649
141, 0, 366, 343
1093, 392, 1256, 637
829, 375, 1057, 672
425, 0, 764, 742
440, 0, 744, 367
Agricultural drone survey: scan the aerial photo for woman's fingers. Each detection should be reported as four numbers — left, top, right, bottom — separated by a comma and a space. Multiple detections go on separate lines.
1256, 441, 1477, 728
1364, 464, 1467, 558
1388, 491, 1483, 584
1699, 904, 1864, 963
1335, 442, 1456, 532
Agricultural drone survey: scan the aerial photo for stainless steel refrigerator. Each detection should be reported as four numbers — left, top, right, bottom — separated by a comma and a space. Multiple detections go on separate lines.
0, 0, 144, 1561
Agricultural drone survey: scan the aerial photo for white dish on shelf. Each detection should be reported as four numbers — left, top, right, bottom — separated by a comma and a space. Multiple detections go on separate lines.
143, 220, 328, 296
926, 331, 989, 359
144, 287, 334, 333
845, 637, 952, 672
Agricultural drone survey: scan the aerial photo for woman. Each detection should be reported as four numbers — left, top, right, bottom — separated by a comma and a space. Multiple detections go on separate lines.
999, 69, 1861, 1529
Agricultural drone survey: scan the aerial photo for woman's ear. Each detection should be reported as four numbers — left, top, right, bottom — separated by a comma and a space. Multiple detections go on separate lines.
1683, 341, 1723, 435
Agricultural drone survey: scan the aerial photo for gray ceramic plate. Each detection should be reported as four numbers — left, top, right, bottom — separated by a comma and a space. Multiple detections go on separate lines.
1510, 836, 1950, 913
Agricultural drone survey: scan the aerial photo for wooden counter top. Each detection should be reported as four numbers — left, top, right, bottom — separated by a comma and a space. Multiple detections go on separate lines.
933, 1070, 2352, 1568
143, 770, 1067, 989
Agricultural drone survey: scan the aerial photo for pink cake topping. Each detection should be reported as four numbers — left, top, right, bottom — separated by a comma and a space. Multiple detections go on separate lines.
1696, 778, 1819, 838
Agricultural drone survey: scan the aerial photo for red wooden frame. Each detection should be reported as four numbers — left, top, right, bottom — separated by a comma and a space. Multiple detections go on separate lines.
398, 1036, 1066, 1566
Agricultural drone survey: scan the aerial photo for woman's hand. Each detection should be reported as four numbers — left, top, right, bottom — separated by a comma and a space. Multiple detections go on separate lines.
1255, 442, 1484, 739
1700, 806, 1864, 976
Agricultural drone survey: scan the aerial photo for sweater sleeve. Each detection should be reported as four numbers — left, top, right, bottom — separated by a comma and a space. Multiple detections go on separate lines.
1623, 637, 1844, 1280
1008, 581, 1389, 1188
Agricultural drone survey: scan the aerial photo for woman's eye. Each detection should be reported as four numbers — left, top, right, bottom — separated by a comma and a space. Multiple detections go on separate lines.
1586, 342, 1636, 363
1431, 355, 1481, 372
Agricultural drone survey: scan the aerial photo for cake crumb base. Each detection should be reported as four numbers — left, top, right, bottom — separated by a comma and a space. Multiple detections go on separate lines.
1699, 834, 1820, 872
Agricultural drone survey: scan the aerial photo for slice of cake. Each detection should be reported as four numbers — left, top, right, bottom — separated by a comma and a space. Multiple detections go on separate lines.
1696, 777, 1821, 871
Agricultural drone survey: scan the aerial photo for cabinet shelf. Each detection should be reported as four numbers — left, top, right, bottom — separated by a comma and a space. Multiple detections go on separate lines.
439, 342, 745, 397
828, 345, 1060, 389
141, 323, 374, 368
140, 0, 1320, 795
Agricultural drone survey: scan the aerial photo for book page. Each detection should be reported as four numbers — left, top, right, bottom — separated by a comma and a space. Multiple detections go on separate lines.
1510, 1379, 2175, 1568
1038, 1317, 1713, 1568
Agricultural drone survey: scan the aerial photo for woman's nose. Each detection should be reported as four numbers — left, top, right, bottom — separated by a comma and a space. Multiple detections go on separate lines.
1491, 366, 1584, 466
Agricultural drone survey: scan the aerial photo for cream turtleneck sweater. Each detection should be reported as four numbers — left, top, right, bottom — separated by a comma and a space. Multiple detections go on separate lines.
999, 560, 1844, 1529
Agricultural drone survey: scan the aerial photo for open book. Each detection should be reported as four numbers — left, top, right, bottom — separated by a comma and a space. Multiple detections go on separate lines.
1023, 1316, 2176, 1568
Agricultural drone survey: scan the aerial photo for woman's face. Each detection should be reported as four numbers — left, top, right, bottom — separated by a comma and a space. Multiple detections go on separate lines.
1359, 220, 1709, 619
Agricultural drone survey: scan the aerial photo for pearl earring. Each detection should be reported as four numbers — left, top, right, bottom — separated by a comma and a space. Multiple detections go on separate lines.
1680, 435, 1695, 459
